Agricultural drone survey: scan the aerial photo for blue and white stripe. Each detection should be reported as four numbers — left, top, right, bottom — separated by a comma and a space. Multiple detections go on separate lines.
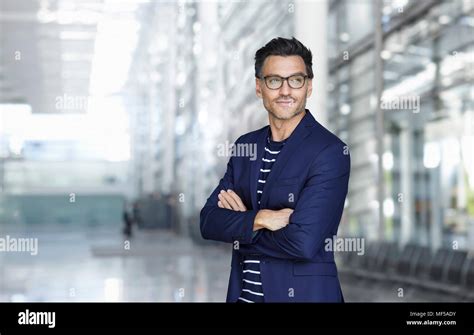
238, 135, 286, 303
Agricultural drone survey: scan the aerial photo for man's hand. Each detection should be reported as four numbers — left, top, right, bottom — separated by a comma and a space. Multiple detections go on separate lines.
217, 189, 293, 232
217, 189, 247, 212
253, 208, 293, 231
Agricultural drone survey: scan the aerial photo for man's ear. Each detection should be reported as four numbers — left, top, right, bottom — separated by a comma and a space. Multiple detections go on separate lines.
306, 78, 313, 98
255, 77, 263, 98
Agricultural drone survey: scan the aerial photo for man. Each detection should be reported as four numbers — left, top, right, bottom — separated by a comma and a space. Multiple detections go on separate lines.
200, 37, 350, 302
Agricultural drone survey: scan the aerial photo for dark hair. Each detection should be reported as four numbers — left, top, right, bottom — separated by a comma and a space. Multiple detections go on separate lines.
254, 37, 313, 79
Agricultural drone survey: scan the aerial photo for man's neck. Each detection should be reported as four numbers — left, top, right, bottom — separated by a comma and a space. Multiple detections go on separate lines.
268, 109, 306, 142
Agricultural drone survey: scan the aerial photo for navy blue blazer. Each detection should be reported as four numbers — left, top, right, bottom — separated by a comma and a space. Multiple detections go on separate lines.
200, 110, 350, 302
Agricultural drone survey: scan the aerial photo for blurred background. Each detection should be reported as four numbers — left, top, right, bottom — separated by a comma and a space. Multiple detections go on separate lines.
0, 0, 473, 302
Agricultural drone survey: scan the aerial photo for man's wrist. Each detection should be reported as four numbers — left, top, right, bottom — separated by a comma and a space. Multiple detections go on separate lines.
253, 210, 266, 231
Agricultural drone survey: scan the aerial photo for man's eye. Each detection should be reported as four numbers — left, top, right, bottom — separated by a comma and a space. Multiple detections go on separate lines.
290, 77, 303, 84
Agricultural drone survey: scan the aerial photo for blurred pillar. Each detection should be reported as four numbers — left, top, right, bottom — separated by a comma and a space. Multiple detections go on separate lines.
295, 0, 327, 127
373, 0, 385, 240
430, 166, 442, 250
400, 125, 414, 246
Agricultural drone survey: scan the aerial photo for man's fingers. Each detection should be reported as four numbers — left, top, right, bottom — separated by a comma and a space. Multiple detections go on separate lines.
221, 191, 240, 210
218, 201, 224, 208
217, 190, 247, 212
281, 208, 294, 219
280, 208, 293, 226
218, 192, 232, 210
226, 190, 246, 211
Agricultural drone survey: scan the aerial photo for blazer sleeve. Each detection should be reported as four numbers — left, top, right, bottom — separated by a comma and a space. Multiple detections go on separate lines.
237, 142, 350, 261
200, 139, 259, 244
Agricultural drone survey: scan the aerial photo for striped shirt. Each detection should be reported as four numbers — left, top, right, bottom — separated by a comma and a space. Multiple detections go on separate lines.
237, 135, 286, 303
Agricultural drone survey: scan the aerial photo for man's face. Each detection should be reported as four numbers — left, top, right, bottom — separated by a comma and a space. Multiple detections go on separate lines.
256, 55, 312, 121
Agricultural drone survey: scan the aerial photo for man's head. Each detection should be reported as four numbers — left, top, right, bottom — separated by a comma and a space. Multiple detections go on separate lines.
255, 37, 313, 121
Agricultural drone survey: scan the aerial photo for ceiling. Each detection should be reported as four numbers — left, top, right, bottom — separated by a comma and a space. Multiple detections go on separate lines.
0, 0, 144, 114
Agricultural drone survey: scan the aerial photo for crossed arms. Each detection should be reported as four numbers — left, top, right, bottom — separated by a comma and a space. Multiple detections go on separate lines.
200, 142, 350, 261
217, 189, 293, 232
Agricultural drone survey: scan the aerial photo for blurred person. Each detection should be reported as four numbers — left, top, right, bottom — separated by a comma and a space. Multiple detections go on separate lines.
122, 201, 134, 237
200, 37, 350, 302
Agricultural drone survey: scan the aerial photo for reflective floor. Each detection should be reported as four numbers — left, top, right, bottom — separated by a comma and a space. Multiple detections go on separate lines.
0, 223, 469, 302
0, 224, 231, 302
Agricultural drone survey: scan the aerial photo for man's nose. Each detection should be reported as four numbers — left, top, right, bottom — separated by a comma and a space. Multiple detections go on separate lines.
279, 79, 292, 95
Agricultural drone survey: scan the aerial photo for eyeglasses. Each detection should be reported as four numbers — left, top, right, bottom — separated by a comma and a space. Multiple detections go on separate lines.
260, 74, 308, 90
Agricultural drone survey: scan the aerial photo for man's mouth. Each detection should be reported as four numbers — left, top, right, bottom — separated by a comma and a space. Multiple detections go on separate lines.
276, 99, 294, 106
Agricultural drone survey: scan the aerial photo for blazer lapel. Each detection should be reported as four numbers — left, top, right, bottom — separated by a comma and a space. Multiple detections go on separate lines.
259, 110, 314, 208
249, 126, 269, 210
